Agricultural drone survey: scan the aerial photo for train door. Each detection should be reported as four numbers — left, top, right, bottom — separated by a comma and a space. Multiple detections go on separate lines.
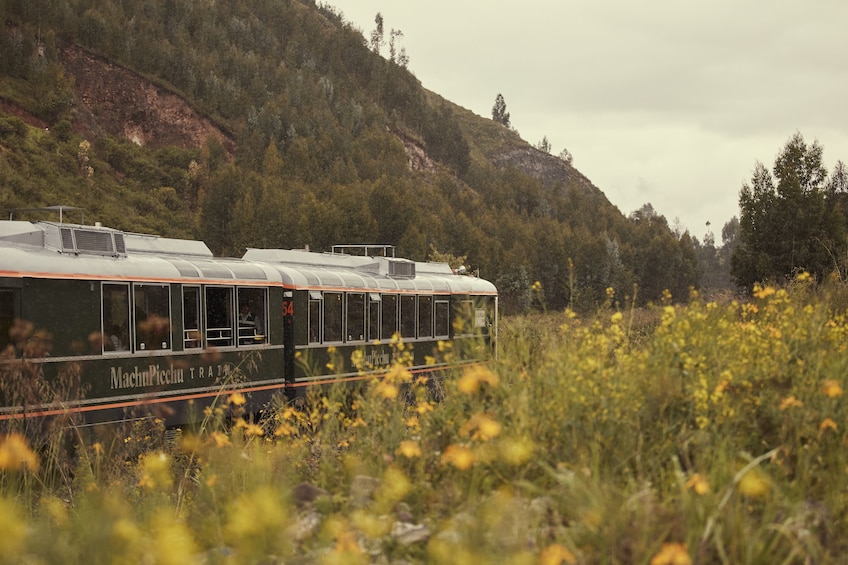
367, 293, 381, 342
0, 287, 20, 356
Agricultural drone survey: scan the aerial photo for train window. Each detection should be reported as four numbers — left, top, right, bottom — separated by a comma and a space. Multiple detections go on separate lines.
324, 292, 343, 343
400, 295, 416, 339
381, 294, 397, 340
237, 287, 267, 346
308, 291, 322, 344
418, 295, 433, 338
133, 284, 171, 351
475, 303, 489, 329
205, 286, 234, 347
0, 289, 19, 356
346, 293, 365, 342
367, 293, 381, 342
434, 298, 450, 338
102, 283, 130, 353
183, 286, 202, 350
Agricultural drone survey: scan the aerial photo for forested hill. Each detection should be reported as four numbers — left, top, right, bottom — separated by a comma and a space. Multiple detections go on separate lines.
0, 0, 700, 312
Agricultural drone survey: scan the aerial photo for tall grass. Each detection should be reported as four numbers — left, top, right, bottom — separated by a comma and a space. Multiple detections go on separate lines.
3, 275, 848, 563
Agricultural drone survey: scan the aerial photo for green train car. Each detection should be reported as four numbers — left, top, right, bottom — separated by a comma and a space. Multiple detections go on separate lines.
0, 219, 497, 426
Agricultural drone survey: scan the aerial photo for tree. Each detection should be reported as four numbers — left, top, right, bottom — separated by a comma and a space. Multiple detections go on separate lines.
491, 93, 510, 127
731, 132, 846, 288
369, 13, 384, 54
536, 136, 551, 154
388, 29, 408, 68
558, 147, 573, 165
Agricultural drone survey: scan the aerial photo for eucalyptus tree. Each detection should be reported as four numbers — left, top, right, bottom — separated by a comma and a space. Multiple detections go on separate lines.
731, 133, 847, 287
491, 94, 510, 127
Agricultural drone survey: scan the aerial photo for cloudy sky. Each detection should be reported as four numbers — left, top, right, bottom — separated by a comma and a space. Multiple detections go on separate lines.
330, 0, 848, 241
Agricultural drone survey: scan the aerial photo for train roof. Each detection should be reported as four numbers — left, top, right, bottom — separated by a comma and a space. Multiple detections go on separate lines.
0, 221, 497, 295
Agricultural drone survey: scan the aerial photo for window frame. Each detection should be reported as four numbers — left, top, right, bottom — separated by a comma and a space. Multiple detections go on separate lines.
205, 285, 234, 347
132, 283, 172, 352
182, 285, 202, 350
101, 282, 131, 354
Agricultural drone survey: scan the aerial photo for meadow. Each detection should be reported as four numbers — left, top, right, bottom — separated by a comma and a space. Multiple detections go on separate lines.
2, 275, 848, 564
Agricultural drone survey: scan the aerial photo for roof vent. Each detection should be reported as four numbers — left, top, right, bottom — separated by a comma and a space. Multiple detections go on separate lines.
387, 258, 415, 278
58, 226, 125, 257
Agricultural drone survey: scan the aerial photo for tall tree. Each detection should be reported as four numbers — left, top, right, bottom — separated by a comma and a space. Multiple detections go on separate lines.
731, 132, 846, 288
491, 93, 510, 127
369, 12, 384, 54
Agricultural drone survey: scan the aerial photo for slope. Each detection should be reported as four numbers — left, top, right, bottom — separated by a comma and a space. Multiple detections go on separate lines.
0, 0, 698, 310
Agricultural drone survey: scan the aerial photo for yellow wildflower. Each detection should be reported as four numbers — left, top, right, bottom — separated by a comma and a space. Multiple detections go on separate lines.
385, 362, 413, 383
753, 284, 776, 299
650, 542, 691, 565
137, 451, 172, 489
210, 431, 231, 448
684, 473, 709, 495
459, 413, 502, 441
0, 433, 39, 471
375, 381, 399, 399
274, 422, 296, 437
820, 418, 838, 431
823, 380, 843, 398
236, 420, 265, 437
441, 444, 475, 470
415, 401, 435, 415
397, 440, 422, 459
227, 392, 246, 406
780, 395, 804, 410
404, 415, 420, 429
738, 468, 770, 498
499, 437, 535, 466
540, 543, 577, 565
457, 365, 499, 394
377, 467, 411, 505
333, 530, 363, 557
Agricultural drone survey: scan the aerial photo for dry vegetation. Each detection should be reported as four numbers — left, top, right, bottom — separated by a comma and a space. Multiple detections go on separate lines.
4, 275, 848, 563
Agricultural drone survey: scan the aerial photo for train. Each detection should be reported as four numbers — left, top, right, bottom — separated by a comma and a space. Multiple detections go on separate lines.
0, 214, 498, 427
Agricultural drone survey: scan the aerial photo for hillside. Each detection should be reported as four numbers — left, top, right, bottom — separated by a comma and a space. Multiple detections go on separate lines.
0, 0, 700, 311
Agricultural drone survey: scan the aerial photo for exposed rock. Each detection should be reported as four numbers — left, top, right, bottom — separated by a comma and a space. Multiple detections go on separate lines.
394, 130, 437, 173
391, 521, 430, 545
349, 474, 380, 508
59, 45, 234, 155
289, 510, 322, 542
490, 145, 597, 195
291, 481, 329, 509
394, 501, 415, 523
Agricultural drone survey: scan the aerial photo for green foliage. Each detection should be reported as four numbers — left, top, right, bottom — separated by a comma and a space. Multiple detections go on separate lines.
732, 132, 848, 288
1, 0, 701, 310
491, 93, 510, 127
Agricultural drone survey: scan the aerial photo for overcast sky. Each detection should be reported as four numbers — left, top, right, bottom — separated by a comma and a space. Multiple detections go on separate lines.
329, 0, 848, 241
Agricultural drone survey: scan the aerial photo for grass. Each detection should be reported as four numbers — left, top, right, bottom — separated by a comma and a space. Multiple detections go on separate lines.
3, 275, 848, 563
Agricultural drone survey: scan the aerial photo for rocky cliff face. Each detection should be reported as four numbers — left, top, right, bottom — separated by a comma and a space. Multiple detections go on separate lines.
60, 45, 234, 154
6, 43, 597, 199
490, 145, 598, 195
